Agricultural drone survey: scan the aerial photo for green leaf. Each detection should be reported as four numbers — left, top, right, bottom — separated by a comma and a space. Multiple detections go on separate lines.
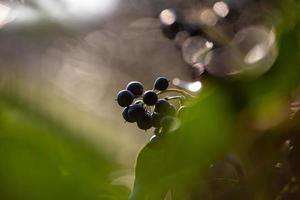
0, 94, 130, 200
130, 85, 234, 199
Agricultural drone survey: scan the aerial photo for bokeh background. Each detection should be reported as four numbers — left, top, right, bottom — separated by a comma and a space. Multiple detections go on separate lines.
0, 1, 193, 199
0, 0, 300, 199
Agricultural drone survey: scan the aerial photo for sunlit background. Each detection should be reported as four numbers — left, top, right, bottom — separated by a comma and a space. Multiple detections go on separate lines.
0, 0, 300, 199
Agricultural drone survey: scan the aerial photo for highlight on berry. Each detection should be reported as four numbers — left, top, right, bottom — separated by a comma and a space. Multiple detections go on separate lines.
116, 77, 192, 136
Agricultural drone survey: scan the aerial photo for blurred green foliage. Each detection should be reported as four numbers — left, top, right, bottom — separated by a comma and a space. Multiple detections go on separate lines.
0, 92, 129, 200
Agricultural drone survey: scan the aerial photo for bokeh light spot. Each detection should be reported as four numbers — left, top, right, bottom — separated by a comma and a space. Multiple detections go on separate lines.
200, 9, 218, 26
172, 78, 202, 93
160, 9, 176, 25
213, 1, 229, 18
244, 44, 267, 64
0, 3, 12, 27
187, 81, 202, 92
182, 36, 214, 65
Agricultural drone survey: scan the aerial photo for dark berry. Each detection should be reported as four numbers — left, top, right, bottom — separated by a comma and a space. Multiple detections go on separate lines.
128, 104, 145, 121
154, 77, 169, 91
137, 112, 153, 130
122, 107, 135, 123
152, 112, 161, 128
161, 116, 176, 132
126, 81, 144, 97
154, 99, 170, 114
117, 90, 134, 107
143, 90, 158, 105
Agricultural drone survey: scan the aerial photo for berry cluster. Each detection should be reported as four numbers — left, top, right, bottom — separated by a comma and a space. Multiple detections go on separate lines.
116, 77, 189, 135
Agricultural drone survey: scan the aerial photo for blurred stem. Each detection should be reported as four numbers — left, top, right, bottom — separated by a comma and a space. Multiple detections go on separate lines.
157, 88, 195, 98
164, 96, 184, 101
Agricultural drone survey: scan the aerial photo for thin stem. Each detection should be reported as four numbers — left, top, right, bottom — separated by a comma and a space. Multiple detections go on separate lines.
164, 96, 185, 105
164, 96, 184, 101
157, 88, 196, 98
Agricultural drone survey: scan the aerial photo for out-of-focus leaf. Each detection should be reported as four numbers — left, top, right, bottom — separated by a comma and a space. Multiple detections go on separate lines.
130, 85, 235, 199
0, 93, 130, 200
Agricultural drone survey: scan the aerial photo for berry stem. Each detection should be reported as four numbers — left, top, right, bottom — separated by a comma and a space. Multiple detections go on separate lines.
157, 88, 196, 98
164, 96, 184, 101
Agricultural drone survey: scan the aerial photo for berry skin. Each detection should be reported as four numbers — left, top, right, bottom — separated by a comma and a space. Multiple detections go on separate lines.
128, 104, 145, 121
154, 77, 169, 91
126, 81, 144, 97
122, 107, 135, 123
117, 90, 134, 107
137, 112, 153, 130
143, 90, 158, 105
154, 99, 170, 114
